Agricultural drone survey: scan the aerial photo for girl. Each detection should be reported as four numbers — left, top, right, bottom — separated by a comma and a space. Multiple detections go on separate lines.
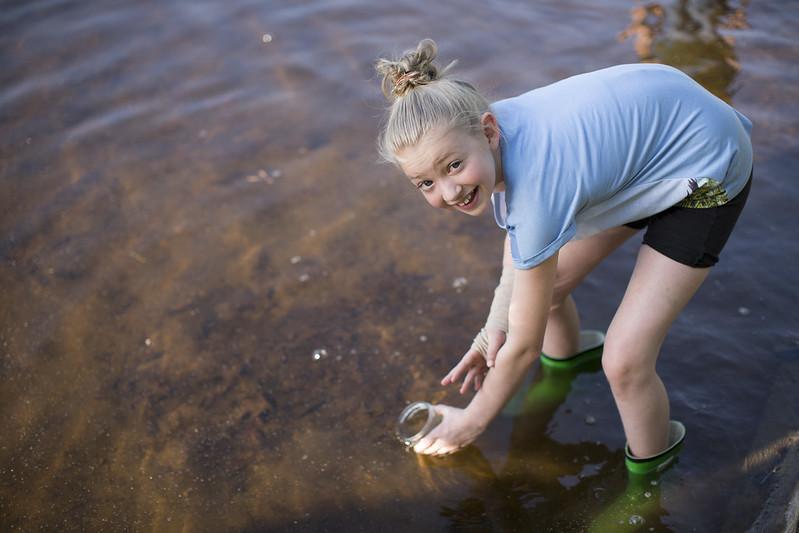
376, 39, 752, 473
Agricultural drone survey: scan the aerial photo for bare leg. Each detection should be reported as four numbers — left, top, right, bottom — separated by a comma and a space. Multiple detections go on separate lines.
544, 294, 580, 358
603, 244, 710, 457
543, 226, 639, 358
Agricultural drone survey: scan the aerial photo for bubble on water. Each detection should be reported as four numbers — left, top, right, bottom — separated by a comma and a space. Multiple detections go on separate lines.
584, 415, 596, 425
452, 277, 468, 290
145, 338, 152, 347
738, 306, 750, 316
419, 335, 427, 342
644, 491, 652, 498
262, 33, 273, 43
628, 515, 645, 525
650, 479, 658, 486
298, 273, 310, 283
312, 348, 328, 361
290, 256, 302, 264
270, 168, 283, 178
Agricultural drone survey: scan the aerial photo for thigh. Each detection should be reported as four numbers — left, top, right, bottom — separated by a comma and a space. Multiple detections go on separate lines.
553, 225, 640, 301
606, 244, 710, 367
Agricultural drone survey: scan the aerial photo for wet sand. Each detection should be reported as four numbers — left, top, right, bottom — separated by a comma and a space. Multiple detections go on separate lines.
2, 0, 798, 531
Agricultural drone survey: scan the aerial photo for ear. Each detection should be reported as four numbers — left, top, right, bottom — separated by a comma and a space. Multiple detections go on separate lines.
480, 112, 500, 149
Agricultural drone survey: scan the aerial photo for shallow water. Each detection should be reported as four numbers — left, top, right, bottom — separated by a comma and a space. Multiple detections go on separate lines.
1, 0, 798, 531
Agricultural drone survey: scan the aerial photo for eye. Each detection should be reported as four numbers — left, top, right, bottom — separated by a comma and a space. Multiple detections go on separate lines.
447, 160, 462, 173
417, 179, 434, 191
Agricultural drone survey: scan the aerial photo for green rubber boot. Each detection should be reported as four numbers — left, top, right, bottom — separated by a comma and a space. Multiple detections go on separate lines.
589, 422, 686, 532
588, 472, 663, 532
625, 420, 686, 475
502, 331, 604, 417
540, 330, 605, 371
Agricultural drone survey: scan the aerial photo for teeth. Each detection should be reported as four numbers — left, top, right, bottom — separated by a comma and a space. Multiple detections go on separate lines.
458, 188, 476, 207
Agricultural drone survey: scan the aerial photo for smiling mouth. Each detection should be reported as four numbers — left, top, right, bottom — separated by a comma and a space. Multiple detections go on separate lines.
457, 187, 478, 208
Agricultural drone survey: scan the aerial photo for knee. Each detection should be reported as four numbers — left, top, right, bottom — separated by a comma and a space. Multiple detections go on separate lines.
602, 337, 655, 395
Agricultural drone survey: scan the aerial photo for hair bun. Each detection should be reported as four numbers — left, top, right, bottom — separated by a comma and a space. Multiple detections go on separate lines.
376, 39, 453, 100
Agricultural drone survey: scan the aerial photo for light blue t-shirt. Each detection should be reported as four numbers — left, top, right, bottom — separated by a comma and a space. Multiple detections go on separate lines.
490, 63, 753, 269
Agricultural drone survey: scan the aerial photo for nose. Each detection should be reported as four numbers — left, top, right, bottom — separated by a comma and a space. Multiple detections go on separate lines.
441, 180, 463, 205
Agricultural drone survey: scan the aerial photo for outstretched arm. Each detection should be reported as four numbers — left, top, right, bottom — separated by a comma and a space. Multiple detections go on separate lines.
415, 251, 557, 455
469, 235, 515, 368
464, 252, 557, 425
443, 236, 513, 394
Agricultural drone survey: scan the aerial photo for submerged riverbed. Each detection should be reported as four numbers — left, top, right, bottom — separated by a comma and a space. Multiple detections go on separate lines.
1, 0, 798, 531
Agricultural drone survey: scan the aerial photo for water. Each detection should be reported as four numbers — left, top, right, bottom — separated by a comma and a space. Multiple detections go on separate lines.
2, 0, 798, 531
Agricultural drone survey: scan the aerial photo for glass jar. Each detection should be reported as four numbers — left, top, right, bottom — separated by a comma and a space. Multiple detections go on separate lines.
396, 401, 442, 447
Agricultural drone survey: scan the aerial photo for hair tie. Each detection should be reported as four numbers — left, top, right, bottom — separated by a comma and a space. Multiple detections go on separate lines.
393, 71, 424, 96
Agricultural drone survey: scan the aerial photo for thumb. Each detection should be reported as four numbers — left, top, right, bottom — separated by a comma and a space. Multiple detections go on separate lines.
485, 329, 506, 367
432, 404, 456, 417
429, 404, 455, 433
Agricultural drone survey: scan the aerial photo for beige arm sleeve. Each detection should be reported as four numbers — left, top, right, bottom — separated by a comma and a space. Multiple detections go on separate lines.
471, 237, 515, 356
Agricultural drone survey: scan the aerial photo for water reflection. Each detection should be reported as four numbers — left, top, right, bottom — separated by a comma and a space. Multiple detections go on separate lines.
413, 360, 672, 530
619, 0, 750, 100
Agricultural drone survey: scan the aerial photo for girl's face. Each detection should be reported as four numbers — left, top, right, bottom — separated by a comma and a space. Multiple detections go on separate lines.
396, 113, 503, 217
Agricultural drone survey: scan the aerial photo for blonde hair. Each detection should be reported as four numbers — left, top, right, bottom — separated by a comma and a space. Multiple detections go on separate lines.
375, 39, 490, 164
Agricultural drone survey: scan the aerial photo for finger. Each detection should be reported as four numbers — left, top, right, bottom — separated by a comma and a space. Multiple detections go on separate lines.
474, 371, 483, 391
426, 440, 450, 456
417, 438, 442, 456
431, 404, 449, 417
444, 352, 478, 385
435, 445, 459, 456
486, 345, 497, 367
442, 359, 467, 385
413, 436, 435, 455
485, 331, 506, 368
460, 367, 479, 394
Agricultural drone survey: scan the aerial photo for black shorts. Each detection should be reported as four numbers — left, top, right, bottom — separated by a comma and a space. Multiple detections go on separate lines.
624, 173, 752, 268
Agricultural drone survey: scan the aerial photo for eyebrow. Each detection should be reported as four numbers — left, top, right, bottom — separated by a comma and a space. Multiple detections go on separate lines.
411, 151, 456, 180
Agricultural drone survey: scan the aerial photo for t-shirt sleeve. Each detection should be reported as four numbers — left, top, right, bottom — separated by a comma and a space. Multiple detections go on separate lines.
507, 216, 576, 269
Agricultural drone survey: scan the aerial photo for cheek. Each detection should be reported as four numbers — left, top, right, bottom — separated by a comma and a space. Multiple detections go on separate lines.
479, 159, 494, 181
424, 193, 446, 209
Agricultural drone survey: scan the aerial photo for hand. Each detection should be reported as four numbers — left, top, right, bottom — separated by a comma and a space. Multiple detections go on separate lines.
441, 348, 488, 394
413, 405, 484, 456
442, 329, 507, 393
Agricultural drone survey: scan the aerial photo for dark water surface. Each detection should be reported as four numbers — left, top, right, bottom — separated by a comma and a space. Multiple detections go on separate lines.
2, 0, 798, 531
